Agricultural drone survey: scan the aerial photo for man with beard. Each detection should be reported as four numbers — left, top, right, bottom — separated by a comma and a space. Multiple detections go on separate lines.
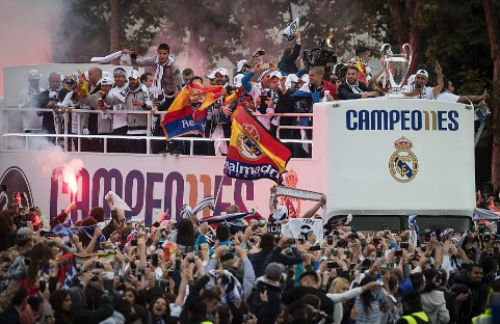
402, 61, 444, 99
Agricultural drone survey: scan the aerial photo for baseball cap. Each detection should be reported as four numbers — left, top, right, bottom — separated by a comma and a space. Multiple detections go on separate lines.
113, 67, 127, 76
265, 262, 285, 281
415, 69, 429, 78
236, 59, 249, 73
100, 77, 115, 86
233, 73, 244, 87
215, 67, 229, 77
28, 69, 41, 80
300, 74, 309, 83
270, 71, 282, 79
17, 227, 33, 241
206, 70, 216, 79
127, 69, 140, 79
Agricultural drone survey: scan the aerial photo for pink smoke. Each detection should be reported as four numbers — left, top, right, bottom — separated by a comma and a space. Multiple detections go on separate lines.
0, 0, 61, 96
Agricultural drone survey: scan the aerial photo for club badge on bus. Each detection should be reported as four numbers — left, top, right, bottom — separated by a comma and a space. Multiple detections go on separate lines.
388, 137, 419, 183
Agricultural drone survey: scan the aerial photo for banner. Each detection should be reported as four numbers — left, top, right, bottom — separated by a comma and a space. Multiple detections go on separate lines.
224, 107, 292, 183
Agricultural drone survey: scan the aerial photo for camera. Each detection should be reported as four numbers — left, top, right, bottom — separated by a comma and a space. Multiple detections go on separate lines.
303, 48, 337, 68
256, 49, 266, 56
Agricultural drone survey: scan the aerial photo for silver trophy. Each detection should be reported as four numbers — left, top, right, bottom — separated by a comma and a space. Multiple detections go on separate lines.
381, 43, 412, 96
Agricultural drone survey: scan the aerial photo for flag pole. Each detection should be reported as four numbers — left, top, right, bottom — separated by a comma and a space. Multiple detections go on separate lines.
213, 175, 225, 216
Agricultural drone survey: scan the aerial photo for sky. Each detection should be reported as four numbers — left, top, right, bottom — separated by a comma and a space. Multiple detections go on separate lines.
0, 0, 61, 97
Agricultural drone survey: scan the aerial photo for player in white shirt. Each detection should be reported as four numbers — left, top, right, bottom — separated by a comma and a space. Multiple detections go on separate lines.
402, 61, 444, 100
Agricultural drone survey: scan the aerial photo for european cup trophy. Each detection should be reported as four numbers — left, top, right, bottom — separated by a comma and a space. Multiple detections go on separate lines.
381, 43, 412, 96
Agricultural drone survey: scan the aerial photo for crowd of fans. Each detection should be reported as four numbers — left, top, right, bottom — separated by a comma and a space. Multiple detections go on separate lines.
3, 30, 497, 324
13, 31, 488, 156
0, 183, 498, 324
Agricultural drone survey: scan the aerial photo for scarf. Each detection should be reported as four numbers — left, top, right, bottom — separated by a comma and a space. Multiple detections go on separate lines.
347, 80, 363, 94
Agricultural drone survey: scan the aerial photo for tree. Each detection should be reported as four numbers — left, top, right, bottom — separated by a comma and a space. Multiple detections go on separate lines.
482, 0, 500, 188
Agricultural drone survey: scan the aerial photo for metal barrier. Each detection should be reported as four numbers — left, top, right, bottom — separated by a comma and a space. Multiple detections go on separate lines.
0, 107, 313, 156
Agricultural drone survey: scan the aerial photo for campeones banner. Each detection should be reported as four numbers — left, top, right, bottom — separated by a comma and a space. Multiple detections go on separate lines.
224, 107, 292, 183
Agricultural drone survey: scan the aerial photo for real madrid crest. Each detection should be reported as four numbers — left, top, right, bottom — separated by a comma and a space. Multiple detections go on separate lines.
388, 137, 419, 183
237, 123, 263, 161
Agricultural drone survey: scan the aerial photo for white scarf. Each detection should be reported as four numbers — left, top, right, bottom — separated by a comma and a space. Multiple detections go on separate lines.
347, 80, 362, 94
90, 51, 131, 65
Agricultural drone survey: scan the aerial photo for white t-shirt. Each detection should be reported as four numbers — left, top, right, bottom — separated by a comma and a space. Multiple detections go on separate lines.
436, 92, 459, 103
402, 85, 436, 100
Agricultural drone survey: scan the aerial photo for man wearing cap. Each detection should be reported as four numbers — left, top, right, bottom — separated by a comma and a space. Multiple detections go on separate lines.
18, 69, 44, 133
214, 68, 230, 88
249, 262, 285, 324
125, 69, 152, 153
102, 67, 129, 152
402, 61, 444, 99
236, 59, 251, 75
86, 76, 115, 150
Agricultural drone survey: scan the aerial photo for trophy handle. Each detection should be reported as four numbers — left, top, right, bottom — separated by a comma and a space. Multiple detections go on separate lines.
380, 43, 392, 57
401, 43, 412, 62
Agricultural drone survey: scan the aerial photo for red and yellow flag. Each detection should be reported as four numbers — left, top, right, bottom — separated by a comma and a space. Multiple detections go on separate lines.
224, 107, 292, 183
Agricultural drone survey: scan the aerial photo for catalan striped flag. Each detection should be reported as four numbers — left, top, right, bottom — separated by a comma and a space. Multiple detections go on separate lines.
224, 107, 292, 183
161, 84, 224, 139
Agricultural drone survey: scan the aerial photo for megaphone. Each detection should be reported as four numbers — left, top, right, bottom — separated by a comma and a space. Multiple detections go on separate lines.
283, 18, 299, 41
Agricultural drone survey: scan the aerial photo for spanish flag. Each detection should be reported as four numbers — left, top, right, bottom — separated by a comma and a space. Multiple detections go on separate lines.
224, 107, 292, 183
161, 84, 224, 139
354, 58, 368, 85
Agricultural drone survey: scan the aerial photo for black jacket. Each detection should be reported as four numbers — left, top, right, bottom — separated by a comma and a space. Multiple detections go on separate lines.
37, 89, 58, 133
249, 249, 273, 278
450, 270, 489, 324
278, 44, 301, 74
338, 81, 373, 100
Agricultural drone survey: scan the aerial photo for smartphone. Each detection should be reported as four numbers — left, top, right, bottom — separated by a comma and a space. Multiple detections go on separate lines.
327, 261, 338, 269
395, 250, 403, 257
400, 242, 409, 249
376, 249, 383, 258
152, 253, 159, 267
257, 49, 266, 56
131, 239, 138, 247
309, 245, 321, 252
327, 236, 333, 245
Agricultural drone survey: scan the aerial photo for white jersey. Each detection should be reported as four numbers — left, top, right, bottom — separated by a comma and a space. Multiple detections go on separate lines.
281, 218, 324, 244
402, 84, 436, 100
105, 83, 129, 130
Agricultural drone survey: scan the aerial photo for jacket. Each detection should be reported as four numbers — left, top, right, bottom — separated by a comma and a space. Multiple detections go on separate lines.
68, 287, 114, 324
125, 84, 153, 133
18, 86, 44, 132
278, 43, 301, 74
104, 83, 129, 130
420, 290, 450, 324
132, 54, 182, 95
450, 270, 489, 324
327, 287, 363, 324
249, 249, 273, 278
338, 80, 374, 100
249, 277, 283, 324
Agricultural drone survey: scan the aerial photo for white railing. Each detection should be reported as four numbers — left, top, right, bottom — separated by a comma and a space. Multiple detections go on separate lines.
0, 107, 314, 156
